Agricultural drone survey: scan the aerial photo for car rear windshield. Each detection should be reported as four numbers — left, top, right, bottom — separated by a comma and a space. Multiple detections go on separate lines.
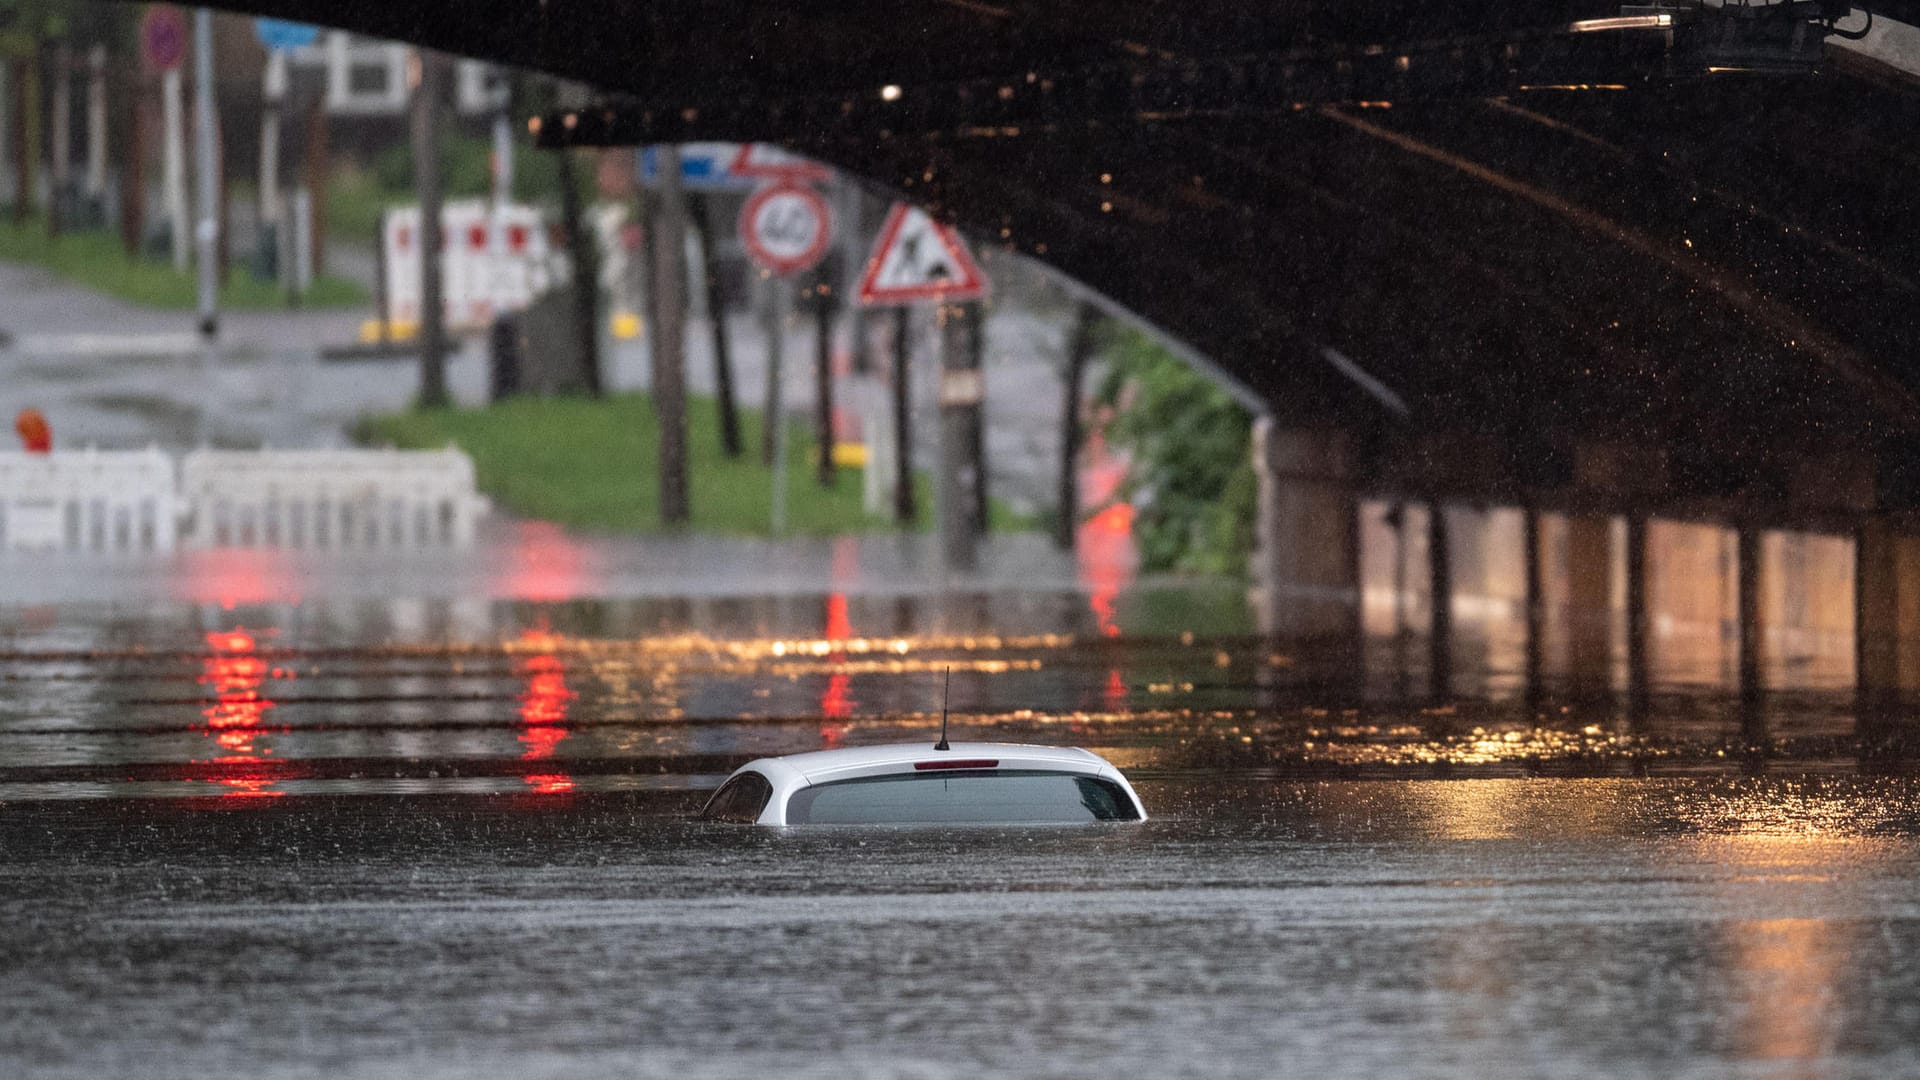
784, 769, 1139, 825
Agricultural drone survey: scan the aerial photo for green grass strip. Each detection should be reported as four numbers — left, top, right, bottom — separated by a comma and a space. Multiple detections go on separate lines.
356, 391, 1033, 537
0, 216, 367, 311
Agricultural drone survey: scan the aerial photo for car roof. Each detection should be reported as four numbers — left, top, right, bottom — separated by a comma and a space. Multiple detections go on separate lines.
750, 741, 1112, 783
711, 741, 1148, 825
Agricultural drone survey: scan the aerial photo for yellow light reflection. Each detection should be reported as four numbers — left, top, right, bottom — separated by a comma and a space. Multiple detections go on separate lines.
1729, 918, 1844, 1065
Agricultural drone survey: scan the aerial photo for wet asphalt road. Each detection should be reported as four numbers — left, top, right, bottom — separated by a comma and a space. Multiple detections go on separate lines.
4, 589, 1920, 1078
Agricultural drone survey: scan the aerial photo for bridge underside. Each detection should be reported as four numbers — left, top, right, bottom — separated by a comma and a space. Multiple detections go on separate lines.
808, 76, 1920, 513
214, 0, 1920, 512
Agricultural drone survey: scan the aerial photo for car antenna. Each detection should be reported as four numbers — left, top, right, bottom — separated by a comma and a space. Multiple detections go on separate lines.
935, 665, 951, 751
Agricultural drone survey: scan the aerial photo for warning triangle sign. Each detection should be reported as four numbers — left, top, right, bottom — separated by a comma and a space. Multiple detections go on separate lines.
857, 203, 988, 306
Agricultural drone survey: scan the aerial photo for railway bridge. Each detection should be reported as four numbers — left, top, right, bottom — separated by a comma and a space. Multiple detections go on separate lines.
206, 0, 1920, 717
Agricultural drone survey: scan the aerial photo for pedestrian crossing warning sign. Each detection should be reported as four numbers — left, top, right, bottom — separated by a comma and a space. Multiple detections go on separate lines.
856, 203, 988, 306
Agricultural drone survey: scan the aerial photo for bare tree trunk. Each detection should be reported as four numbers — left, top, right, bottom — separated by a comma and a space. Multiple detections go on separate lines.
688, 194, 741, 457
937, 303, 982, 570
47, 42, 68, 238
1056, 301, 1097, 550
412, 50, 449, 408
891, 305, 916, 526
303, 100, 329, 276
813, 284, 836, 487
651, 143, 691, 525
965, 299, 987, 533
761, 280, 780, 467
216, 105, 230, 286
12, 57, 34, 226
119, 71, 147, 258
553, 146, 601, 396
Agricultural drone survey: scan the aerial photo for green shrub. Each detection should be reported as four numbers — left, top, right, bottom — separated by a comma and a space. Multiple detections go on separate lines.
1096, 328, 1256, 575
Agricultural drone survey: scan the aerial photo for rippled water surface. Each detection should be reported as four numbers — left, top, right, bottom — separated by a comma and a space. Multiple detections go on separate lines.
4, 588, 1920, 1078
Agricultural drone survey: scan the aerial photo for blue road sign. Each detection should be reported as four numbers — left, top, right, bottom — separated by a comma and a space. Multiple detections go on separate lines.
254, 18, 321, 51
639, 144, 754, 191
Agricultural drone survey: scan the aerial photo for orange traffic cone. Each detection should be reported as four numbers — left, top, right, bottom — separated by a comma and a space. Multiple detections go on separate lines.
14, 408, 51, 454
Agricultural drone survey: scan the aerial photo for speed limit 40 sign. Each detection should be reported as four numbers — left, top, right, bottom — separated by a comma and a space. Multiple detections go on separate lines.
738, 182, 832, 277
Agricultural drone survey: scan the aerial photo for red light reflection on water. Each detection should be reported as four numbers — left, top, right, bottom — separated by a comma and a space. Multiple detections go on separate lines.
1078, 427, 1136, 710
497, 521, 591, 602
820, 539, 859, 745
197, 629, 287, 798
822, 593, 853, 723
176, 549, 302, 609
1081, 504, 1133, 639
517, 627, 576, 794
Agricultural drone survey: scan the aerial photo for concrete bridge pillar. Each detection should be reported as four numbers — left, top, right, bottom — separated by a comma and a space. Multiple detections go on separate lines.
1737, 526, 1768, 718
1251, 418, 1359, 639
1560, 513, 1618, 696
1856, 520, 1920, 713
1644, 520, 1741, 691
1626, 513, 1650, 717
1524, 507, 1545, 714
1428, 502, 1453, 699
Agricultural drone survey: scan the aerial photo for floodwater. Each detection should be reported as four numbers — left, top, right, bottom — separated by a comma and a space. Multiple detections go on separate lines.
5, 584, 1920, 1078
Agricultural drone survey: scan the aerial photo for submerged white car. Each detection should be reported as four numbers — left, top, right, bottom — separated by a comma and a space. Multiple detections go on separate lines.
700, 742, 1148, 826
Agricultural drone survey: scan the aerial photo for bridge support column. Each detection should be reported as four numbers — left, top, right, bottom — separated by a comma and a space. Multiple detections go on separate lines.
1625, 513, 1650, 719
1524, 506, 1544, 715
1737, 525, 1767, 724
1562, 514, 1617, 697
1251, 418, 1358, 639
1856, 520, 1920, 716
1428, 500, 1452, 700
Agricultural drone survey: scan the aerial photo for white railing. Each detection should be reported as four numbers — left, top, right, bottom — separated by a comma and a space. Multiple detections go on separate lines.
0, 448, 488, 555
178, 449, 488, 551
0, 448, 178, 554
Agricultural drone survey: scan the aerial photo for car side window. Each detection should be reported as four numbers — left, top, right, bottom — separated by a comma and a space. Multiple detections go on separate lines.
701, 771, 773, 823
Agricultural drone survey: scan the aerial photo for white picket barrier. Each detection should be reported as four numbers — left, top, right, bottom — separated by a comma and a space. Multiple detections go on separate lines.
178, 449, 489, 552
385, 200, 558, 331
0, 448, 179, 554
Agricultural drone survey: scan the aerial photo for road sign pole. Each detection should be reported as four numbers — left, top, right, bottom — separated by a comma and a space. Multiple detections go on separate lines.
84, 44, 106, 202
936, 303, 981, 572
191, 9, 218, 339
163, 67, 187, 271
739, 177, 832, 494
856, 200, 988, 541
259, 48, 285, 237
490, 68, 513, 204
